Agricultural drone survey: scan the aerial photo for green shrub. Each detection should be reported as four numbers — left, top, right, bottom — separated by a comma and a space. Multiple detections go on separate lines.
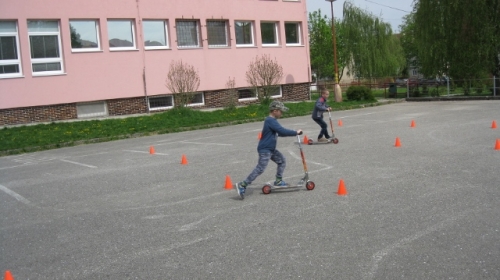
346, 86, 375, 101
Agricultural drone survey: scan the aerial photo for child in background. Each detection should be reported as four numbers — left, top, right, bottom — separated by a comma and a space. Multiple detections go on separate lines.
312, 89, 332, 142
235, 101, 302, 200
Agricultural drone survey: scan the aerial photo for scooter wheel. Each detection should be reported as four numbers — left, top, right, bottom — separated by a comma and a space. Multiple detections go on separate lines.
307, 139, 313, 145
262, 185, 272, 194
306, 181, 315, 190
332, 138, 339, 144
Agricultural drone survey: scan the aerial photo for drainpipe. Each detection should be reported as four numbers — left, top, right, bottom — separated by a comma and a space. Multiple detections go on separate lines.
136, 0, 150, 113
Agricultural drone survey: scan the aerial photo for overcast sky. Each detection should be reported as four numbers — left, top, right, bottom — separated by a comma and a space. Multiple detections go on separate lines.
306, 0, 415, 33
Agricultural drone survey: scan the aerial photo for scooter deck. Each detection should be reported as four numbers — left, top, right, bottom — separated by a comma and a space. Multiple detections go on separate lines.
265, 184, 302, 190
307, 141, 333, 145
307, 138, 338, 145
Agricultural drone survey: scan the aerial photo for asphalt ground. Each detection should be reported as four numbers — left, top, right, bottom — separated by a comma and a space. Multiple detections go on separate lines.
1, 100, 499, 280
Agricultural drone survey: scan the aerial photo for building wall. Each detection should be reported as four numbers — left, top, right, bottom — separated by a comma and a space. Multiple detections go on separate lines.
0, 0, 311, 125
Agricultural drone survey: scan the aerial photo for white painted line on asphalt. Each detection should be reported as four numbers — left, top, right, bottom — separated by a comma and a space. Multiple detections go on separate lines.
0, 184, 31, 205
364, 210, 472, 280
0, 163, 36, 170
72, 152, 109, 158
59, 159, 97, 168
155, 129, 262, 144
180, 141, 232, 146
123, 150, 168, 155
178, 203, 255, 231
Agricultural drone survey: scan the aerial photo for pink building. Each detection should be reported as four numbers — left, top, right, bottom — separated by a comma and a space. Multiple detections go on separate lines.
0, 0, 311, 126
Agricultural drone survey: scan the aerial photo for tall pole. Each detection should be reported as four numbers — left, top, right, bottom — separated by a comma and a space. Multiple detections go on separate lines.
328, 0, 342, 102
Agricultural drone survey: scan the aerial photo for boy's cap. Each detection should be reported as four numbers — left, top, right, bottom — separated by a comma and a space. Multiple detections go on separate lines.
269, 101, 289, 111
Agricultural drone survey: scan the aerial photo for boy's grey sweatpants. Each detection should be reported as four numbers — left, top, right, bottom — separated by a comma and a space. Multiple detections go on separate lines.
245, 150, 286, 184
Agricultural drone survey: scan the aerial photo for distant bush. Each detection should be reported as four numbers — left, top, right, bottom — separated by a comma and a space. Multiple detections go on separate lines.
346, 86, 375, 101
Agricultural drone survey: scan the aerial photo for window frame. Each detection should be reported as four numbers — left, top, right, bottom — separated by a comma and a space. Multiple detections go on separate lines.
237, 88, 258, 101
260, 21, 279, 47
206, 20, 229, 48
69, 19, 101, 52
0, 21, 22, 79
284, 22, 301, 46
143, 19, 169, 50
107, 19, 137, 51
187, 92, 205, 107
268, 85, 283, 98
148, 95, 174, 111
235, 21, 255, 47
76, 101, 108, 118
175, 19, 201, 49
27, 20, 64, 76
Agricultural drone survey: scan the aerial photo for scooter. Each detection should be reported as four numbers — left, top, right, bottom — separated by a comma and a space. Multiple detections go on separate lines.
308, 110, 339, 145
262, 133, 315, 194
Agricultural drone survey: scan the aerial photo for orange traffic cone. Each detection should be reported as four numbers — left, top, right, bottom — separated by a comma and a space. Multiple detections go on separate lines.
258, 132, 262, 139
410, 120, 416, 128
224, 175, 233, 190
338, 119, 343, 127
303, 135, 309, 144
492, 120, 497, 129
149, 146, 155, 154
181, 154, 188, 165
4, 270, 14, 280
337, 179, 347, 195
395, 137, 401, 147
495, 139, 500, 150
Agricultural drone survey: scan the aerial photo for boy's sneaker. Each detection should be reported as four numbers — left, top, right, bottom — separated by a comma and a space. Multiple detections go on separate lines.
317, 137, 328, 143
274, 180, 288, 188
235, 182, 246, 199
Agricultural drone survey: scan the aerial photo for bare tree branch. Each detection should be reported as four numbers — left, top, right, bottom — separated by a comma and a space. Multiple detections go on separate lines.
245, 54, 283, 103
165, 60, 200, 108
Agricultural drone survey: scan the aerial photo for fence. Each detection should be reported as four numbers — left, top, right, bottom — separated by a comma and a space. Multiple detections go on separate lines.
311, 77, 499, 99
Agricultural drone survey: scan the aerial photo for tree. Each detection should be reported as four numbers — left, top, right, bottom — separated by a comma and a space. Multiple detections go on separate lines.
309, 10, 333, 80
399, 12, 418, 77
342, 1, 406, 80
245, 54, 283, 104
414, 0, 500, 81
224, 77, 238, 110
308, 10, 347, 81
165, 60, 200, 108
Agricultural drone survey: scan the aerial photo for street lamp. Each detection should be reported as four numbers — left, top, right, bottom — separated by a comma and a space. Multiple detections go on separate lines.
325, 0, 342, 102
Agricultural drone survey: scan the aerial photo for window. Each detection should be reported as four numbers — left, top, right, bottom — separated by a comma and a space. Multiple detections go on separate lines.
269, 86, 282, 98
0, 21, 22, 78
143, 20, 169, 49
285, 22, 301, 45
149, 95, 173, 110
76, 101, 108, 118
176, 20, 201, 48
187, 92, 204, 106
69, 20, 100, 51
107, 19, 136, 50
238, 88, 257, 100
28, 20, 64, 75
235, 21, 254, 46
260, 22, 278, 46
206, 20, 229, 47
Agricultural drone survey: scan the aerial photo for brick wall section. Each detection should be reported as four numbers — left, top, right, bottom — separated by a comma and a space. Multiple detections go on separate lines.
0, 104, 77, 126
282, 82, 310, 101
107, 97, 148, 116
0, 82, 311, 126
202, 82, 310, 108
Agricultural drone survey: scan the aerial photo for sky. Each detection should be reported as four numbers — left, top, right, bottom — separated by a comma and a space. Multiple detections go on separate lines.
306, 0, 415, 33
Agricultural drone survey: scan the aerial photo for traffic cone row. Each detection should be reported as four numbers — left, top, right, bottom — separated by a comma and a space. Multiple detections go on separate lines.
398, 120, 499, 150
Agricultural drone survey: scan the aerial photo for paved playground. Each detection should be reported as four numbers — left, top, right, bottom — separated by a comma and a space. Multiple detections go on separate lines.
1, 100, 499, 279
